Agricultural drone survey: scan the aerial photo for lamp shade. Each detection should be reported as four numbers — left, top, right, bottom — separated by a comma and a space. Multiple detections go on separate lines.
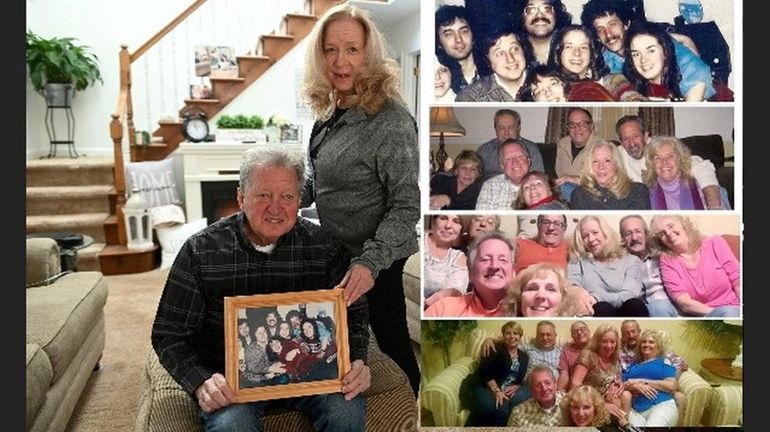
429, 107, 466, 137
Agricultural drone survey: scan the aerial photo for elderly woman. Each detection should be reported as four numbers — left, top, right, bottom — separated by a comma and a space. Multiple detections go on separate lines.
570, 324, 628, 421
649, 215, 740, 317
459, 321, 531, 426
569, 215, 648, 317
622, 329, 679, 427
424, 214, 468, 308
513, 171, 568, 210
456, 27, 535, 102
642, 136, 707, 210
547, 25, 632, 101
300, 3, 420, 395
425, 231, 515, 317
570, 140, 651, 210
561, 385, 617, 427
502, 262, 575, 317
430, 150, 484, 210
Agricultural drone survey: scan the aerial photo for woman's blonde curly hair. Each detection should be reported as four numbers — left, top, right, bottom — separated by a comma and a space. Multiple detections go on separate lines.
301, 3, 404, 120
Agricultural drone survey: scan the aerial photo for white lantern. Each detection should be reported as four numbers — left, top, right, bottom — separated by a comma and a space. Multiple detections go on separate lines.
124, 188, 154, 251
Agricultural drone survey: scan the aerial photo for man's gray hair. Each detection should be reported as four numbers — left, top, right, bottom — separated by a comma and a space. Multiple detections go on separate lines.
467, 230, 515, 267
239, 147, 306, 191
527, 364, 556, 388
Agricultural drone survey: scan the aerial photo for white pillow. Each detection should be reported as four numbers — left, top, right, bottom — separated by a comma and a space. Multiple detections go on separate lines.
125, 158, 182, 208
156, 218, 208, 269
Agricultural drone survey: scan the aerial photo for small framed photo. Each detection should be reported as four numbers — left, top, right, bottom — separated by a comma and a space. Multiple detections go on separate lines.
280, 125, 302, 143
189, 84, 212, 99
224, 289, 350, 403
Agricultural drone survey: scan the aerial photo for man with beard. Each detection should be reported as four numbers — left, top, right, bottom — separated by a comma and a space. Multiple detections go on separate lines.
557, 321, 591, 390
507, 365, 565, 427
619, 215, 681, 317
512, 0, 573, 65
436, 5, 479, 95
615, 115, 723, 209
477, 109, 545, 180
475, 139, 532, 210
515, 214, 569, 273
581, 0, 715, 101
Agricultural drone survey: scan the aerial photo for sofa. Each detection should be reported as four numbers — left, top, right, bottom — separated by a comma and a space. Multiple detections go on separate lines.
26, 238, 108, 432
420, 327, 714, 427
135, 251, 421, 432
538, 134, 734, 208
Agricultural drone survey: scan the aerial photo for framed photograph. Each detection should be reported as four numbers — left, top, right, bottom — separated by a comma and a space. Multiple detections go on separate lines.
193, 45, 213, 77
280, 125, 302, 143
189, 84, 212, 99
209, 46, 238, 79
224, 289, 350, 403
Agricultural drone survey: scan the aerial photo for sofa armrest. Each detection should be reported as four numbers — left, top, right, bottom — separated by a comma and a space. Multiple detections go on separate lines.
703, 385, 742, 426
677, 369, 714, 426
26, 238, 62, 287
421, 356, 475, 427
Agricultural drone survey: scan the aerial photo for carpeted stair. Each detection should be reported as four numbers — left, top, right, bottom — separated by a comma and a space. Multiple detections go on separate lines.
26, 157, 114, 272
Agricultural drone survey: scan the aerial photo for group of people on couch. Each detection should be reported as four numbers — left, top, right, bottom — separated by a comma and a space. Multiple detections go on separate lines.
435, 0, 733, 102
430, 108, 730, 211
461, 319, 688, 428
423, 212, 740, 318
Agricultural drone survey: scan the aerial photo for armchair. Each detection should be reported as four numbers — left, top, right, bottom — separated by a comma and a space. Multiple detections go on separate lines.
421, 328, 715, 427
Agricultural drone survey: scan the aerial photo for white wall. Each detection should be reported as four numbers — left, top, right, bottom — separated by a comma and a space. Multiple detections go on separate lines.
26, 0, 193, 159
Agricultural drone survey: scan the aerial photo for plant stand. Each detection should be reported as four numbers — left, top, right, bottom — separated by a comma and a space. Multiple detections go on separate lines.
44, 105, 78, 158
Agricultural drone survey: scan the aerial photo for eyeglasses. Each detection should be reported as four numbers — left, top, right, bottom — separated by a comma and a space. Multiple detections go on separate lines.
567, 121, 592, 130
572, 327, 589, 334
524, 3, 555, 16
539, 220, 565, 229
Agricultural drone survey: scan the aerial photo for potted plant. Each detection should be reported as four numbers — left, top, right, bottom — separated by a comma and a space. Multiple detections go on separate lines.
215, 114, 265, 143
25, 30, 103, 107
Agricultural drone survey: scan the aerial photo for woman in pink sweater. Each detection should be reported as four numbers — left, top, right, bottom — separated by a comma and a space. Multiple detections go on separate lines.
650, 215, 740, 317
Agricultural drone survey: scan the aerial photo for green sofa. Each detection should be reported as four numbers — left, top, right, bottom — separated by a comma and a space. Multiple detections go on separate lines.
26, 238, 108, 432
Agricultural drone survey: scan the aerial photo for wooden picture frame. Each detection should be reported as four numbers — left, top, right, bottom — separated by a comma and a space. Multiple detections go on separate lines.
224, 289, 350, 403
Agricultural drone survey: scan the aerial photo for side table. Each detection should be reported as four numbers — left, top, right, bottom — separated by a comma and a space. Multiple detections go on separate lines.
700, 358, 743, 386
26, 232, 94, 271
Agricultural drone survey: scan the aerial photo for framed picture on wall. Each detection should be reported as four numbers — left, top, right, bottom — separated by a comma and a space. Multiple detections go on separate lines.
224, 289, 349, 403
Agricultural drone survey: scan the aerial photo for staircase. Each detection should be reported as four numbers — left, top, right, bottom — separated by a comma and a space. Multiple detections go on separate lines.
26, 158, 114, 272
101, 0, 343, 274
130, 0, 343, 162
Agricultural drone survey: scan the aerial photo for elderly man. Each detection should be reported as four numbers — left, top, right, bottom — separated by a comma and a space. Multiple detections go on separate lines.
615, 115, 723, 209
436, 5, 478, 95
515, 214, 569, 273
581, 0, 715, 101
151, 148, 370, 431
554, 108, 604, 189
507, 365, 565, 427
556, 321, 591, 391
512, 0, 573, 65
425, 231, 516, 317
482, 321, 563, 380
619, 215, 681, 317
477, 109, 545, 180
475, 139, 532, 210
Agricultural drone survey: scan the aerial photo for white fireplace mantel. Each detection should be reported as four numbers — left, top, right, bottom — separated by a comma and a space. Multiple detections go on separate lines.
178, 141, 303, 221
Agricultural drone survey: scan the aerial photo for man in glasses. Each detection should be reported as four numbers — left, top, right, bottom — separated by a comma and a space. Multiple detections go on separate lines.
514, 214, 569, 273
554, 108, 605, 195
513, 0, 573, 65
475, 139, 532, 210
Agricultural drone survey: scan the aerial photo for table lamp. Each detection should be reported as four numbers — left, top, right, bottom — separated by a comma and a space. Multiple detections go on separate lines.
429, 107, 465, 174
724, 319, 743, 368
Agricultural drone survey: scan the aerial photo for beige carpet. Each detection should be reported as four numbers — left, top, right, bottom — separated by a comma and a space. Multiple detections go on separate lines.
65, 268, 169, 432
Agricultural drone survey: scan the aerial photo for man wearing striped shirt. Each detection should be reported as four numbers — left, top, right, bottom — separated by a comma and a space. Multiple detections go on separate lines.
151, 147, 370, 431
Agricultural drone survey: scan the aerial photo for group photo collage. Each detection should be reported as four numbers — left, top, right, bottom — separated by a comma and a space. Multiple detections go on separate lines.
420, 0, 741, 430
